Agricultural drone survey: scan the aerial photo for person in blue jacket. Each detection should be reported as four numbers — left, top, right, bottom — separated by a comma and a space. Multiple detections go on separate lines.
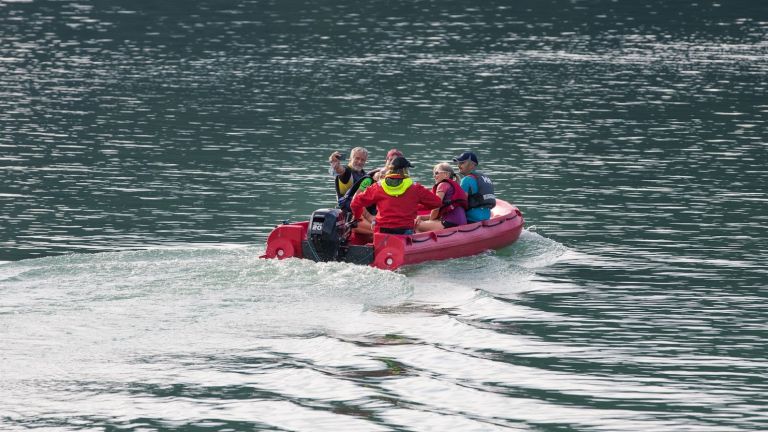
453, 151, 496, 223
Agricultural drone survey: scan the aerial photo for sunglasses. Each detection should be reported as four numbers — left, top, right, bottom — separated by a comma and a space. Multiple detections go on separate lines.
433, 171, 448, 176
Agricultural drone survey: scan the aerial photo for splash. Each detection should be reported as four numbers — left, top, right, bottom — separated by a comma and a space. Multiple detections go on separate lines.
401, 229, 570, 299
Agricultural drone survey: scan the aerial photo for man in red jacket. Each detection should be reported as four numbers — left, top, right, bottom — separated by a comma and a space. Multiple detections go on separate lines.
351, 156, 443, 235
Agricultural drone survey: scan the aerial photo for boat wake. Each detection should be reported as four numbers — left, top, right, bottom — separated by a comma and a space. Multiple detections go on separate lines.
0, 247, 412, 340
0, 232, 582, 431
0, 230, 566, 342
402, 228, 570, 300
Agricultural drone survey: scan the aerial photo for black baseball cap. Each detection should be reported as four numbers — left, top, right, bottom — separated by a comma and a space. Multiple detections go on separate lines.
452, 151, 479, 164
390, 156, 413, 169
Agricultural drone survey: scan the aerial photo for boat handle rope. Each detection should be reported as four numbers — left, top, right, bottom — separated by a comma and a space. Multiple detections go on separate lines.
457, 224, 482, 233
436, 230, 458, 238
410, 236, 432, 243
482, 219, 505, 228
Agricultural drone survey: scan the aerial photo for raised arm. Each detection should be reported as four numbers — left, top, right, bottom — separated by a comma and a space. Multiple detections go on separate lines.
328, 151, 345, 176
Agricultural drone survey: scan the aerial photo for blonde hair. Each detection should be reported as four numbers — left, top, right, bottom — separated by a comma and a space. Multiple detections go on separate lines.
433, 162, 457, 180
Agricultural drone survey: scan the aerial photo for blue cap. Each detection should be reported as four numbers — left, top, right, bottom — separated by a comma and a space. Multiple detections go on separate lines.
452, 151, 478, 164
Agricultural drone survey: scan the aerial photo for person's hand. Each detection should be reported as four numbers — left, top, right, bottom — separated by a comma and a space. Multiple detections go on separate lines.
328, 151, 343, 163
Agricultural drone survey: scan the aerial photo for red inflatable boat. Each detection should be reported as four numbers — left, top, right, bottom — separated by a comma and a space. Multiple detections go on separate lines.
261, 199, 524, 271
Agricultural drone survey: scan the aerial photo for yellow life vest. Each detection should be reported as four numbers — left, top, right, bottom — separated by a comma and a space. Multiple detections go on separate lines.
380, 175, 413, 197
334, 167, 366, 199
337, 175, 354, 197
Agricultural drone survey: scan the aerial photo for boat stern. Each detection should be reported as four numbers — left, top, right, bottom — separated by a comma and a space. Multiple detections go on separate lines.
260, 222, 308, 260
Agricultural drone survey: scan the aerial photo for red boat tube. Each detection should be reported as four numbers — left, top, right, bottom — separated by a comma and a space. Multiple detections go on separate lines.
261, 199, 524, 271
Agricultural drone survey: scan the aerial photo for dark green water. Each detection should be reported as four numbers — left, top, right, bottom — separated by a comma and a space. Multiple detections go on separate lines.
1, 0, 766, 430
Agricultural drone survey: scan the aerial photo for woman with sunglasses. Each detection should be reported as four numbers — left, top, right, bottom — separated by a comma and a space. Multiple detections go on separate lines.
415, 163, 468, 232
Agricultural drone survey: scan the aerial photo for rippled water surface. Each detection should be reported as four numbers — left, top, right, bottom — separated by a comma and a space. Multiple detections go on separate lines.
1, 0, 767, 430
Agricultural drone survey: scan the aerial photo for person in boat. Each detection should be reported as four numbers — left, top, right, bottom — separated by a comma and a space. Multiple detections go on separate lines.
332, 148, 400, 235
414, 163, 468, 232
350, 156, 443, 235
337, 148, 407, 236
337, 172, 376, 235
371, 148, 404, 182
453, 151, 496, 223
328, 147, 369, 200
328, 147, 376, 235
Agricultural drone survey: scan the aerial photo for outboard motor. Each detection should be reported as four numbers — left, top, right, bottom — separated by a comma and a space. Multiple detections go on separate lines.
304, 208, 348, 262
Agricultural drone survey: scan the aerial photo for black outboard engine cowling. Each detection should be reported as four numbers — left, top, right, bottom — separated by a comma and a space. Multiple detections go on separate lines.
305, 208, 348, 262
